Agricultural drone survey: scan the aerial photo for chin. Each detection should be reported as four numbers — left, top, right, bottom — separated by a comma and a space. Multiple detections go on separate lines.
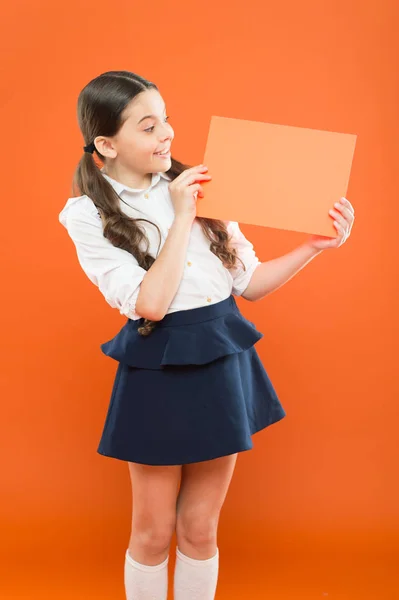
150, 154, 172, 172
160, 159, 172, 171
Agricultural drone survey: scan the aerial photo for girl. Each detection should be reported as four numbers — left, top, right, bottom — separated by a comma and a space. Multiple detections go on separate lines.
59, 70, 354, 600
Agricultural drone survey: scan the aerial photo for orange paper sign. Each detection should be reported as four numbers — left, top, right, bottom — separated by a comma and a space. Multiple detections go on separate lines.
197, 116, 357, 237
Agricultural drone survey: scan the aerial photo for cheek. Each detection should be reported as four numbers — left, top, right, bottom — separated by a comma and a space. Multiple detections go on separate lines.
134, 135, 158, 156
119, 133, 144, 157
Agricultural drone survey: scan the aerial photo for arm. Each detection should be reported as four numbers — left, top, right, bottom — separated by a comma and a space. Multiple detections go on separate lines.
242, 243, 323, 302
241, 197, 356, 301
63, 200, 194, 322
136, 214, 194, 321
64, 201, 148, 321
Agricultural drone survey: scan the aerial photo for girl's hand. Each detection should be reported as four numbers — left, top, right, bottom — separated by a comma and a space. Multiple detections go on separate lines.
168, 165, 212, 222
306, 197, 355, 251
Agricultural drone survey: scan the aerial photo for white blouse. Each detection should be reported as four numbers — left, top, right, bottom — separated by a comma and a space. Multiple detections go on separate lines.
58, 169, 261, 321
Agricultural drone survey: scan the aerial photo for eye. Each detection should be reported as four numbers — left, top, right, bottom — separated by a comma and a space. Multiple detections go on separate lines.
144, 116, 170, 133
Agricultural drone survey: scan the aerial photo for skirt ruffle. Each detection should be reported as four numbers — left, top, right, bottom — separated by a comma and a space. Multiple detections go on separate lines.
100, 297, 263, 369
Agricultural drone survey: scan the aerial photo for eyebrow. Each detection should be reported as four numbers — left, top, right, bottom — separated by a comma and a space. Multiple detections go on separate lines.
137, 105, 166, 125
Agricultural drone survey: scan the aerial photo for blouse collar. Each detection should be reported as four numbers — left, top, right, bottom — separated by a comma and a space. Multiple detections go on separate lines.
100, 168, 171, 196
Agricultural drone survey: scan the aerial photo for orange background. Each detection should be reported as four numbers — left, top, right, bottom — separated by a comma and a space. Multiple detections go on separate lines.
1, 0, 398, 598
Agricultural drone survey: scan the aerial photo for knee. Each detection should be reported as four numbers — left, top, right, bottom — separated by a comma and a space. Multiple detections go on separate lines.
133, 519, 175, 555
176, 512, 218, 549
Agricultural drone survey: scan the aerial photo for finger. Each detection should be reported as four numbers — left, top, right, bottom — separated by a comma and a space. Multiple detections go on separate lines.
329, 208, 347, 229
332, 206, 353, 233
339, 197, 355, 216
190, 173, 212, 182
333, 220, 346, 244
193, 165, 208, 173
190, 183, 203, 195
180, 173, 212, 186
326, 233, 341, 248
333, 202, 353, 222
170, 166, 209, 187
187, 164, 208, 172
335, 208, 353, 234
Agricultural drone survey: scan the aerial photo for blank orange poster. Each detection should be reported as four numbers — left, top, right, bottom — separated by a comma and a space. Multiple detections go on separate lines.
197, 116, 357, 237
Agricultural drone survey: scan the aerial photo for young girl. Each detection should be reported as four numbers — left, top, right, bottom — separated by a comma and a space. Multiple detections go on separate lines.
59, 70, 354, 600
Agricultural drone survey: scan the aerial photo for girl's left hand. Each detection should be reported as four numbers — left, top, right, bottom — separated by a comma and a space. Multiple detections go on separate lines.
306, 197, 355, 251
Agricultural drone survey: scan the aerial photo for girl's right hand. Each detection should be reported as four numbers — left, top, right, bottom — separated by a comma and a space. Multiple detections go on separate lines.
168, 165, 212, 221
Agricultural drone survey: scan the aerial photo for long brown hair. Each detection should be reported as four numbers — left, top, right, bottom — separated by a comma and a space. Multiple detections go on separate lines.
72, 70, 245, 336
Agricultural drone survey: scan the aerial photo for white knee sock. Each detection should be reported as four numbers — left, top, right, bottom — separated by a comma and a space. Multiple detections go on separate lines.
174, 546, 219, 600
124, 549, 169, 600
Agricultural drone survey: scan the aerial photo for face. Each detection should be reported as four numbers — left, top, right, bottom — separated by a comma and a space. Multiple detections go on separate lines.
95, 88, 174, 173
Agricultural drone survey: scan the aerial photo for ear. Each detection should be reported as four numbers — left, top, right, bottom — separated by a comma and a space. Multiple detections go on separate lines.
94, 136, 118, 159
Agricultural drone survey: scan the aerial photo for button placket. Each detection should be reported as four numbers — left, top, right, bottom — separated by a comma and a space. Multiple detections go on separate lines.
136, 189, 169, 240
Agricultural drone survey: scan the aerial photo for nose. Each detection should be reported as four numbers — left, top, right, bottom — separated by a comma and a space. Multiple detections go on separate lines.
160, 122, 173, 141
161, 131, 172, 142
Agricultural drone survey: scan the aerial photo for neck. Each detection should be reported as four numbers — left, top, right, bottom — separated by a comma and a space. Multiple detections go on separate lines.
100, 166, 152, 190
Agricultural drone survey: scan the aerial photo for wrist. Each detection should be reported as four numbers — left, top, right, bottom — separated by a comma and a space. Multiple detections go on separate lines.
173, 213, 195, 227
300, 241, 324, 259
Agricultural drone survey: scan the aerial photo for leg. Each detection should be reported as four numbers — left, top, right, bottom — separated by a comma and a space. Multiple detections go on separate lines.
173, 453, 238, 600
124, 462, 182, 600
176, 453, 238, 559
127, 461, 182, 565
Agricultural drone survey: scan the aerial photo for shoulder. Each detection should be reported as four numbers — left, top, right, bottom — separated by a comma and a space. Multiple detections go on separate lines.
59, 194, 102, 229
225, 220, 240, 236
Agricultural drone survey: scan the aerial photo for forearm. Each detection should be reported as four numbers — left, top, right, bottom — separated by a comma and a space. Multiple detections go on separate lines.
242, 243, 323, 302
135, 215, 193, 321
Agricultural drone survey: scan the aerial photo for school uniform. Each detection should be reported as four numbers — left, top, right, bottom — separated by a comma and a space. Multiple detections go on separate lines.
58, 168, 286, 466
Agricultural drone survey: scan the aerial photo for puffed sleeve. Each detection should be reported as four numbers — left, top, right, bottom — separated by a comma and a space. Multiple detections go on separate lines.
63, 200, 147, 320
226, 221, 261, 296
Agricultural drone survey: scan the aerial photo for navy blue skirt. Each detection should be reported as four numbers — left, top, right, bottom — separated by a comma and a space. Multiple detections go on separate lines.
97, 295, 286, 466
